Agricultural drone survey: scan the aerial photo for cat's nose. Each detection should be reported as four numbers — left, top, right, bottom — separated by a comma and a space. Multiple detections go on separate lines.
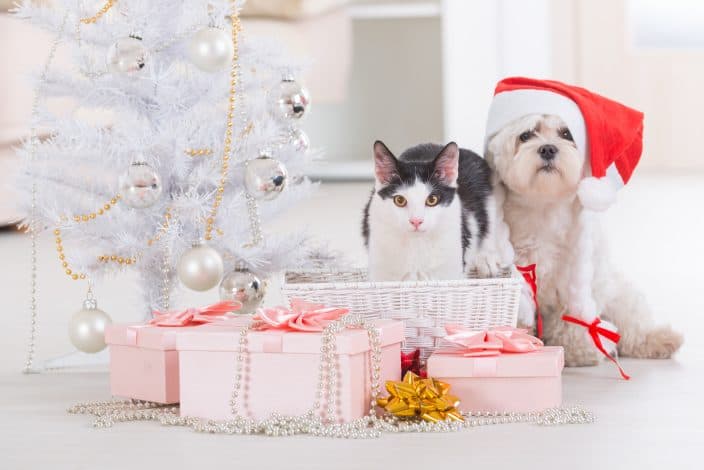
538, 144, 558, 161
409, 217, 424, 230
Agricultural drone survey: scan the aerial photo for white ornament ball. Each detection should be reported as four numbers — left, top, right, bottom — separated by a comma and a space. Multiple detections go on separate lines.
219, 270, 266, 315
177, 243, 224, 291
244, 156, 288, 201
273, 77, 311, 120
106, 36, 148, 75
68, 302, 112, 353
188, 27, 234, 72
119, 162, 163, 208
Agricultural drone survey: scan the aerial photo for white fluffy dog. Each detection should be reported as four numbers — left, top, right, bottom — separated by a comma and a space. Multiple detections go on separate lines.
486, 114, 683, 366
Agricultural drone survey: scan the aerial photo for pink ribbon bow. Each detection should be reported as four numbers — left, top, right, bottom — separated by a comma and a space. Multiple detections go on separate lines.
149, 300, 242, 327
440, 325, 544, 356
253, 298, 348, 332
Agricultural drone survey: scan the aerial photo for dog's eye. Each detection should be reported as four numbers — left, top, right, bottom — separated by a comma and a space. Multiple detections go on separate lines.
519, 131, 534, 142
426, 195, 439, 207
559, 128, 573, 141
393, 195, 407, 207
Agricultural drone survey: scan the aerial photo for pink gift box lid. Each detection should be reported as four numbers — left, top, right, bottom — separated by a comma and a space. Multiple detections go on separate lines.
427, 346, 564, 378
177, 319, 404, 355
105, 316, 252, 351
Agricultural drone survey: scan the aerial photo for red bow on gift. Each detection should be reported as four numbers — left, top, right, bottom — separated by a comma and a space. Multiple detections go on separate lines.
150, 300, 241, 327
562, 315, 630, 380
253, 298, 349, 332
401, 349, 426, 378
439, 325, 544, 356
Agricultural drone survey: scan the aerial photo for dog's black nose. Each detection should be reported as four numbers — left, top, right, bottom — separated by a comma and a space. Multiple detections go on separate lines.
538, 144, 558, 161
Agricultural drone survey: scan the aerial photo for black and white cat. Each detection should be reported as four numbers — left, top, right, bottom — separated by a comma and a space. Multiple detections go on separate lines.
362, 141, 511, 281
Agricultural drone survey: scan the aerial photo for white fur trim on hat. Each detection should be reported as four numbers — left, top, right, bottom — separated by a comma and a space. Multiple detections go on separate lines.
484, 89, 587, 159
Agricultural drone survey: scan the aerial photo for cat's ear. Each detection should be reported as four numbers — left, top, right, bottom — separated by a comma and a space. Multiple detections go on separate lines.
373, 141, 398, 184
433, 142, 459, 185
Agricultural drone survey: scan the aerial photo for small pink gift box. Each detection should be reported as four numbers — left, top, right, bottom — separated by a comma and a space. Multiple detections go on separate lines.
177, 319, 404, 422
105, 317, 249, 404
427, 346, 564, 413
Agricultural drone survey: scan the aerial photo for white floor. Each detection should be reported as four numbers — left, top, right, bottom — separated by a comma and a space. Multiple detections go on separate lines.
1, 173, 703, 469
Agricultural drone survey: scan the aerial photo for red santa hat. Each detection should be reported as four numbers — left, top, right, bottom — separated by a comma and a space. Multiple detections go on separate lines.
484, 77, 644, 211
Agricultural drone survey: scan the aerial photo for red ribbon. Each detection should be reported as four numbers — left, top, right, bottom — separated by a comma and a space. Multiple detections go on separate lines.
516, 264, 543, 338
562, 315, 630, 380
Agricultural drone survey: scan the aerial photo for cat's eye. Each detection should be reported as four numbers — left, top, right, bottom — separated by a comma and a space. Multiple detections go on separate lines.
426, 195, 439, 207
559, 128, 573, 141
393, 195, 407, 207
519, 131, 534, 143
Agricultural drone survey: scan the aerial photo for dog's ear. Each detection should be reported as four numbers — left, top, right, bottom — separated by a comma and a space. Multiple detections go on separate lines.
433, 142, 459, 185
373, 141, 398, 184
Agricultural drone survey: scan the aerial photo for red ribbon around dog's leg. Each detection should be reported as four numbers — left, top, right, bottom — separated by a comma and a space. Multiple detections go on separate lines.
562, 315, 631, 380
517, 264, 543, 338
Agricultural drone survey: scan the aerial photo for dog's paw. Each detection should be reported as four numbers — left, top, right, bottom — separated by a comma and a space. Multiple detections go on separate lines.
467, 247, 505, 278
621, 325, 684, 359
516, 283, 536, 328
547, 319, 603, 367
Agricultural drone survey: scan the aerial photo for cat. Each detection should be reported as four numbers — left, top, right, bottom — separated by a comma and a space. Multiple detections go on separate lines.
363, 141, 509, 281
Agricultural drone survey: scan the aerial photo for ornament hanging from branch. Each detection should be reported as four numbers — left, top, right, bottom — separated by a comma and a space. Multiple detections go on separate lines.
177, 242, 224, 292
244, 152, 288, 201
273, 76, 311, 120
119, 162, 162, 208
219, 269, 266, 315
106, 36, 148, 75
68, 288, 112, 354
188, 27, 234, 72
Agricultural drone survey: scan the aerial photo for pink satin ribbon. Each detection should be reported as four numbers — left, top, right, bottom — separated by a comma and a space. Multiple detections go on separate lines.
253, 298, 348, 332
149, 300, 242, 327
439, 325, 544, 357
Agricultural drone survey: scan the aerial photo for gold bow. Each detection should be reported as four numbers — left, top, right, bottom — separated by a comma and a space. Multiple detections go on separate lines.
376, 371, 464, 422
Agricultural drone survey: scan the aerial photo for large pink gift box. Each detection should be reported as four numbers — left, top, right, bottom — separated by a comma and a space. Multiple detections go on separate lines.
177, 319, 404, 422
426, 346, 564, 413
105, 319, 249, 404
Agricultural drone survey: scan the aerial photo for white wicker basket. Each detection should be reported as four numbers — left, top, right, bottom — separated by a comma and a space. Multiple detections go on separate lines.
281, 269, 521, 361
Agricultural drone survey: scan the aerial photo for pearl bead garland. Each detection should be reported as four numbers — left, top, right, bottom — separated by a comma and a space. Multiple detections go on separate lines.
68, 315, 595, 437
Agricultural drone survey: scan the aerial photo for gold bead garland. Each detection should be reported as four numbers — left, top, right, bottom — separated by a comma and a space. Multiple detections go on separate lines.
54, 228, 86, 281
185, 148, 213, 157
80, 0, 116, 25
204, 7, 241, 242
72, 195, 120, 223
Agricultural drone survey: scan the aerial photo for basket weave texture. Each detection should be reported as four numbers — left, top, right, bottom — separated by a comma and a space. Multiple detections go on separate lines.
282, 269, 521, 361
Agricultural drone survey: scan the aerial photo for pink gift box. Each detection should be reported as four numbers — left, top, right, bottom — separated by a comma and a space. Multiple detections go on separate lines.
105, 318, 250, 404
176, 319, 404, 422
426, 346, 564, 413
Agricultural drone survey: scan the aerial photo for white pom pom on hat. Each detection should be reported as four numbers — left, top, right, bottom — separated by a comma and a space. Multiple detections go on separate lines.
484, 77, 644, 211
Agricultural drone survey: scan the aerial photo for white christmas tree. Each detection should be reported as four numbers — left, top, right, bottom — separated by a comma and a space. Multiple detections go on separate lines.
15, 0, 324, 365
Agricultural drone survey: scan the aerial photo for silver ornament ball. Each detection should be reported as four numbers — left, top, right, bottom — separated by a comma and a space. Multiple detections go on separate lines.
219, 270, 266, 315
288, 127, 310, 153
177, 243, 224, 291
244, 156, 288, 201
273, 77, 311, 120
119, 162, 162, 208
68, 300, 112, 353
188, 27, 234, 73
106, 36, 148, 75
